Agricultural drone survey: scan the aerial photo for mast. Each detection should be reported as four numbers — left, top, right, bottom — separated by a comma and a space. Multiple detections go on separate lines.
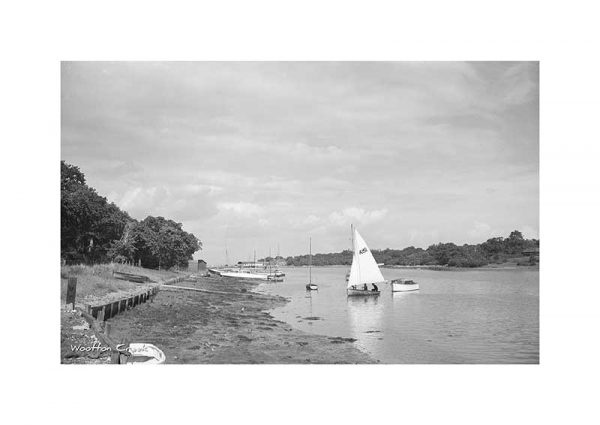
309, 237, 312, 284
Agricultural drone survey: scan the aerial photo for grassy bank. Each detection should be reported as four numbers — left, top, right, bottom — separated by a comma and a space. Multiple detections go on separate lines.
60, 263, 185, 306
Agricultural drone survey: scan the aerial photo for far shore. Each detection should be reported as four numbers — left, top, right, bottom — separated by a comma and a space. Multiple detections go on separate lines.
278, 263, 539, 270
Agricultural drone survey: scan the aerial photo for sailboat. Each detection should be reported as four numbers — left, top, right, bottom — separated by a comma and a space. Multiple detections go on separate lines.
306, 237, 318, 290
347, 225, 384, 296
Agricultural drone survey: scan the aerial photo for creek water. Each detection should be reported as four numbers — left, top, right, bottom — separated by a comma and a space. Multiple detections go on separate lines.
256, 266, 539, 363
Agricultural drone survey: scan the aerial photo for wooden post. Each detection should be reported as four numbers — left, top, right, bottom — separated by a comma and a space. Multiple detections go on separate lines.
105, 322, 112, 338
66, 277, 77, 310
110, 348, 120, 364
119, 337, 130, 364
97, 307, 105, 322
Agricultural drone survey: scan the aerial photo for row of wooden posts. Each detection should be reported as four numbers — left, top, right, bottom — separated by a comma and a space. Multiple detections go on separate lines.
86, 287, 161, 321
67, 275, 188, 364
67, 275, 188, 321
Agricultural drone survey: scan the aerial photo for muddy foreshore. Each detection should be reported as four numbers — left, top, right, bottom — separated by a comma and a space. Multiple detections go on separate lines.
106, 276, 375, 364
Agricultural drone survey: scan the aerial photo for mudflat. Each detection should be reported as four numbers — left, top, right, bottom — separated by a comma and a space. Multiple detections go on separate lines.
107, 276, 375, 364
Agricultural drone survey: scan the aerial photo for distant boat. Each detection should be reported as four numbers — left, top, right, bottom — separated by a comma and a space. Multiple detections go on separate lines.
211, 248, 285, 281
216, 269, 271, 280
391, 278, 420, 292
346, 225, 382, 296
306, 237, 318, 290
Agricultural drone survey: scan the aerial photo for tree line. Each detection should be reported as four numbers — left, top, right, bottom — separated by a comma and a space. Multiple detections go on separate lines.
61, 161, 201, 268
283, 230, 539, 268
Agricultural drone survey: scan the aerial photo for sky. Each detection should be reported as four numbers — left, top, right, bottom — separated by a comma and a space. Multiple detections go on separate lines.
61, 62, 539, 265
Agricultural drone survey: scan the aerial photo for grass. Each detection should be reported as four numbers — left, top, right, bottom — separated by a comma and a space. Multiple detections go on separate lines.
60, 263, 184, 304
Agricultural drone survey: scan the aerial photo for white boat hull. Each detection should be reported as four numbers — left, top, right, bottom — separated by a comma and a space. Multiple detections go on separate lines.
217, 271, 270, 280
306, 283, 318, 290
391, 280, 420, 292
125, 343, 166, 364
347, 289, 380, 296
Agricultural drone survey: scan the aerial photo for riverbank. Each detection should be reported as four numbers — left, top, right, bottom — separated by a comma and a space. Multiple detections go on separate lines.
60, 263, 189, 364
102, 276, 374, 364
60, 263, 185, 305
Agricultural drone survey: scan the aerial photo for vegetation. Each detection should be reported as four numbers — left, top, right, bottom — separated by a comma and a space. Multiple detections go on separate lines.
60, 263, 181, 302
61, 161, 131, 264
61, 161, 201, 268
282, 230, 539, 268
108, 216, 201, 269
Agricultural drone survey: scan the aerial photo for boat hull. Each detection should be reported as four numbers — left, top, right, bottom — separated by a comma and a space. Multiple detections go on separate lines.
391, 279, 420, 292
217, 271, 270, 280
306, 284, 318, 290
125, 343, 166, 364
347, 289, 380, 296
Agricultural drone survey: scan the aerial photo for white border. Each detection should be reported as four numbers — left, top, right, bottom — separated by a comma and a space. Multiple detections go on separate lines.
2, 1, 600, 424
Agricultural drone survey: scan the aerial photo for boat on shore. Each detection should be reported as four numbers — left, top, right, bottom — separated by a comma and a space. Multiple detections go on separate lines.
119, 343, 166, 364
346, 225, 383, 296
391, 278, 420, 292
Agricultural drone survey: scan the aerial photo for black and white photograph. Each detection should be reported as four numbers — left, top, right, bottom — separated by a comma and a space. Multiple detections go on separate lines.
4, 2, 600, 424
60, 61, 539, 364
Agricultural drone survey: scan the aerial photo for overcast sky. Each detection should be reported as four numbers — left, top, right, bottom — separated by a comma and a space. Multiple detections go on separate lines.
61, 62, 538, 265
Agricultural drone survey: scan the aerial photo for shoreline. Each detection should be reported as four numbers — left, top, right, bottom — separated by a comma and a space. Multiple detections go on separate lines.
279, 263, 538, 271
103, 276, 375, 364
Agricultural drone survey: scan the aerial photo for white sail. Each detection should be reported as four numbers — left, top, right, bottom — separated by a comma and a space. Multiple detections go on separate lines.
347, 228, 385, 288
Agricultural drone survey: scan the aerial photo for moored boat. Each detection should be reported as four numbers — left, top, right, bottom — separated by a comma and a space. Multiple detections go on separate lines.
217, 269, 271, 280
391, 278, 420, 292
306, 237, 318, 290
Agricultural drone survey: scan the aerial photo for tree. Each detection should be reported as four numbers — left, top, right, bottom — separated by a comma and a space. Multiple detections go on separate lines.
119, 216, 201, 269
61, 161, 130, 263
506, 230, 526, 254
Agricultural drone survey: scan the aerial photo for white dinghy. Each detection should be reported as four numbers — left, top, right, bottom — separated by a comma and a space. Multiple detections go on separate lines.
346, 225, 384, 296
119, 343, 166, 364
391, 278, 420, 292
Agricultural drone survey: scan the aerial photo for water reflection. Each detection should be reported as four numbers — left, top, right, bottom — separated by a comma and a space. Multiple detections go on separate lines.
391, 291, 410, 301
258, 266, 539, 363
347, 295, 384, 354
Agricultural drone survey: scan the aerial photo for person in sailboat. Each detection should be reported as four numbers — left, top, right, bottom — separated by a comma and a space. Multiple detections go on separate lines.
363, 284, 368, 291
372, 283, 379, 292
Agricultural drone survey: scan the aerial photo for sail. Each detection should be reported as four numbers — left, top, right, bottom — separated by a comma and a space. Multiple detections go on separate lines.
347, 228, 385, 288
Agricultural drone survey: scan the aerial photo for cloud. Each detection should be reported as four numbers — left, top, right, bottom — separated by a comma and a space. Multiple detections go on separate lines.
61, 62, 538, 263
217, 202, 264, 217
328, 207, 388, 226
468, 222, 495, 240
116, 185, 218, 221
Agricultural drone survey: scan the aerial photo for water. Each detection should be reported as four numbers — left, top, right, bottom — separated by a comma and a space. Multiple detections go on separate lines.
256, 266, 539, 363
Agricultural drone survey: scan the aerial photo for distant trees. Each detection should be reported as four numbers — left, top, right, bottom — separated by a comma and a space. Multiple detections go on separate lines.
284, 249, 354, 266
61, 161, 201, 268
283, 230, 539, 268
